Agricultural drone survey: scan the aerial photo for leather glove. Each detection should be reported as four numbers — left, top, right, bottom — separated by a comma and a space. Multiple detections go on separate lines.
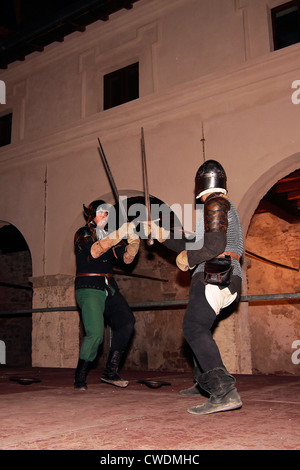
123, 222, 140, 264
91, 222, 137, 259
124, 236, 140, 264
176, 250, 195, 271
141, 221, 169, 243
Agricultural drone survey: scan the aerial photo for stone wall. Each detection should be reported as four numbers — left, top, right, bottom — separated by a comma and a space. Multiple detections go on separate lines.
246, 212, 300, 375
0, 251, 32, 366
31, 275, 79, 368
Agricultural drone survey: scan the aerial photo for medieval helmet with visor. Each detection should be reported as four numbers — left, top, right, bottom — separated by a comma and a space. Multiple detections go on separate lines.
195, 160, 227, 200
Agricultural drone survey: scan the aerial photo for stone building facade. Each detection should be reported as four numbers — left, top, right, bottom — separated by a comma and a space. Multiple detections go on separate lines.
0, 0, 299, 374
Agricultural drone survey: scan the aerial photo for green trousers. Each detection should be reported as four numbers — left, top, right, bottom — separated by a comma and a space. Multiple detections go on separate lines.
76, 288, 108, 362
76, 286, 135, 363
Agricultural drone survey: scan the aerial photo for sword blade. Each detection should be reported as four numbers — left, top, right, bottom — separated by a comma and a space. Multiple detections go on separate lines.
141, 127, 154, 245
97, 137, 128, 223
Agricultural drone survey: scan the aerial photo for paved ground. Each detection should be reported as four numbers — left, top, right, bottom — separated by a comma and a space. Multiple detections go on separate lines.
0, 366, 299, 452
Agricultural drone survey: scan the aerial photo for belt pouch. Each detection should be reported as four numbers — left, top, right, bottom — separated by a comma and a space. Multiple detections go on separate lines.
204, 255, 232, 286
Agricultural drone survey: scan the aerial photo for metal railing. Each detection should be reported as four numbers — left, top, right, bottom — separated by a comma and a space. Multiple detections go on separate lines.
0, 292, 299, 317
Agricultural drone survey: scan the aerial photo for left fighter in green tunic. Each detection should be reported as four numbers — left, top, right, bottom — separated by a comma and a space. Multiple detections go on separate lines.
74, 200, 139, 390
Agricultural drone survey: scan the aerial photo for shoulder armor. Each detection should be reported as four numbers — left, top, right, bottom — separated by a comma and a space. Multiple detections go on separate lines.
74, 225, 95, 248
204, 194, 230, 232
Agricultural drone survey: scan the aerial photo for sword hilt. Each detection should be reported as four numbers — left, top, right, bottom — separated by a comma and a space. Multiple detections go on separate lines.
147, 237, 154, 246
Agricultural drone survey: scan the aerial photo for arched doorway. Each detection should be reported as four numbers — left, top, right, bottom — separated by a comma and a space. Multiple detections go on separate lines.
0, 223, 32, 366
245, 169, 300, 375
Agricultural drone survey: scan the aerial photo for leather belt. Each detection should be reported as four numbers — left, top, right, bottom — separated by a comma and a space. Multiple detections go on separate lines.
218, 251, 240, 262
76, 273, 113, 278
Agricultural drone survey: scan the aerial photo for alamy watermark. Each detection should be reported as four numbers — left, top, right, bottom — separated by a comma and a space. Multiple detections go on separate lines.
0, 80, 6, 104
290, 85, 300, 365
291, 340, 300, 365
291, 80, 300, 104
98, 197, 200, 249
0, 340, 6, 364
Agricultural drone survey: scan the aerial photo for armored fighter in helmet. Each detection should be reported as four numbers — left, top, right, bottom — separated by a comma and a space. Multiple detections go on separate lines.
144, 160, 244, 415
73, 200, 139, 390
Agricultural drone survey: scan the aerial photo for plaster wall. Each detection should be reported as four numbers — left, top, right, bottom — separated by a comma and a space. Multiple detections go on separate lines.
0, 0, 299, 372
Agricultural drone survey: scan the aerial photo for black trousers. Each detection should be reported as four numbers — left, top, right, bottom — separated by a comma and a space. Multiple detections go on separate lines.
182, 275, 241, 373
77, 287, 135, 362
104, 289, 136, 353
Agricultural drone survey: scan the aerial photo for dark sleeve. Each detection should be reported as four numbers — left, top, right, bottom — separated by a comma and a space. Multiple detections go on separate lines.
162, 227, 196, 254
187, 232, 227, 266
163, 236, 187, 254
